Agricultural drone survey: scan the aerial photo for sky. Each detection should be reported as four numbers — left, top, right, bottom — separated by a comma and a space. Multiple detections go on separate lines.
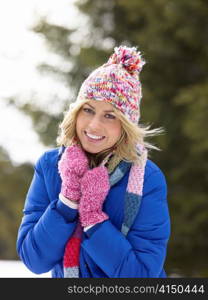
0, 0, 81, 165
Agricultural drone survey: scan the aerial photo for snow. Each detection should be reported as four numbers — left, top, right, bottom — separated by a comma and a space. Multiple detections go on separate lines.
0, 260, 51, 278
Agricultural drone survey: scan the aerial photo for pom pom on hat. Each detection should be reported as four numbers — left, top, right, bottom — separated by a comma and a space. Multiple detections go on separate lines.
106, 45, 145, 76
76, 45, 146, 124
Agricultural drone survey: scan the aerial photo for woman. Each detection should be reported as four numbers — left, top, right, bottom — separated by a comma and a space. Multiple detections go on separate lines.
16, 45, 171, 278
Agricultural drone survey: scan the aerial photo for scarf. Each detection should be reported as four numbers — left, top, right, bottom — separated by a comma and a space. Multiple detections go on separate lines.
62, 143, 148, 277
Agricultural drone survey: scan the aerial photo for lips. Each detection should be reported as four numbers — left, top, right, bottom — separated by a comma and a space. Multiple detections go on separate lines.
84, 131, 105, 142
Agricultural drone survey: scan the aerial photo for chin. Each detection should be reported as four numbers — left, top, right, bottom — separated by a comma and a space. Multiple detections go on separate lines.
81, 143, 106, 154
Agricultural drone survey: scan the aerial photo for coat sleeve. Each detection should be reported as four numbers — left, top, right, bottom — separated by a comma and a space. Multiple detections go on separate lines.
81, 169, 171, 278
16, 152, 78, 274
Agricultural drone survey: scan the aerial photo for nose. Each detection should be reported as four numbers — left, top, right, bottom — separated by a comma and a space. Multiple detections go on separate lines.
87, 115, 103, 133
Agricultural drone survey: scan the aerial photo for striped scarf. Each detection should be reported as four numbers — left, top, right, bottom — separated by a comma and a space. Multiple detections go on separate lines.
63, 143, 148, 277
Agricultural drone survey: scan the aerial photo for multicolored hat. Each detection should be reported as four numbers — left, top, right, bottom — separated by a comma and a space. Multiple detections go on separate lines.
75, 45, 146, 124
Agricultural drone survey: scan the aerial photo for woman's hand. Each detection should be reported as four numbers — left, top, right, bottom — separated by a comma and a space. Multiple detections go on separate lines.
58, 144, 89, 201
79, 166, 110, 227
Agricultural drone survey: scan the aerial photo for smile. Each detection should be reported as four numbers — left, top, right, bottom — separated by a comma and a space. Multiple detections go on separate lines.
84, 131, 105, 142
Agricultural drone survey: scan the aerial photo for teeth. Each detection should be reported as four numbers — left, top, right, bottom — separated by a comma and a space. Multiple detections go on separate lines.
86, 132, 104, 140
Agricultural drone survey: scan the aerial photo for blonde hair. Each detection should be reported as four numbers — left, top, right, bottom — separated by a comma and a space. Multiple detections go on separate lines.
56, 99, 165, 167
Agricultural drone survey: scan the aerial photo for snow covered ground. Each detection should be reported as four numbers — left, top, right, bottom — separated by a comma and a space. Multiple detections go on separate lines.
0, 260, 51, 278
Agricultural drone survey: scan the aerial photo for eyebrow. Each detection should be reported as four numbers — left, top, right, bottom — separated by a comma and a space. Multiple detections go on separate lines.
84, 103, 115, 113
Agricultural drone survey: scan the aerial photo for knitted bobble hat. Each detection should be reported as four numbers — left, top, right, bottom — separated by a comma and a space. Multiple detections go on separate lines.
75, 45, 146, 124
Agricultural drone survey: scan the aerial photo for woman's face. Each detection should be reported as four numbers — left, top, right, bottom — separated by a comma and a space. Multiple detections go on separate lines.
76, 100, 122, 153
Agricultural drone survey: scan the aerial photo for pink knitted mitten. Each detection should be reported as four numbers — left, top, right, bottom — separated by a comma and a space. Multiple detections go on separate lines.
79, 166, 110, 227
58, 145, 89, 201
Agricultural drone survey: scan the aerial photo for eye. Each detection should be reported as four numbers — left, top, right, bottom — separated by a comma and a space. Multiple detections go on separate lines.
105, 114, 116, 119
83, 107, 94, 114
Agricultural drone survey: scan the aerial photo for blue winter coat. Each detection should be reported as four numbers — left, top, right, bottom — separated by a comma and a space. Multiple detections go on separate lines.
16, 147, 171, 278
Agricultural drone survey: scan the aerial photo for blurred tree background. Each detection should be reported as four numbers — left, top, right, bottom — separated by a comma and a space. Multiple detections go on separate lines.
1, 0, 208, 277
